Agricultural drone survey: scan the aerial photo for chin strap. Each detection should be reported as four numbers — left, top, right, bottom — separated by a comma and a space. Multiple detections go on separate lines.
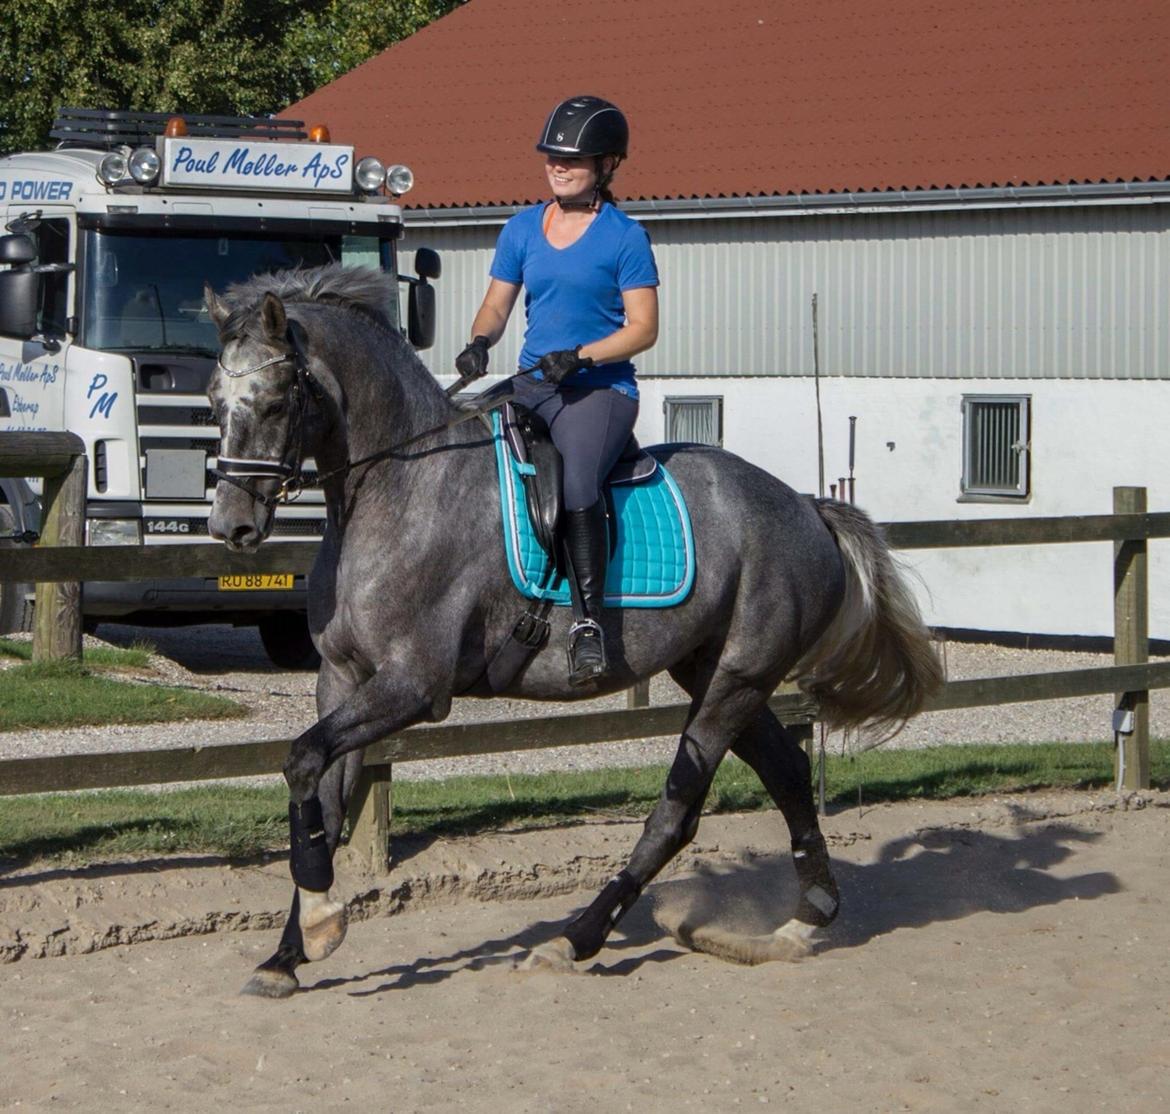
556, 192, 600, 213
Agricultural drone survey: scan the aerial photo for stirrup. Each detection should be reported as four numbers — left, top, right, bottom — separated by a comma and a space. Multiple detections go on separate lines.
567, 619, 607, 685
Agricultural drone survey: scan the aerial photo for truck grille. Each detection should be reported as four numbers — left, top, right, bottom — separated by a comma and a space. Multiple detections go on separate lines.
136, 393, 324, 507
138, 405, 218, 427
145, 518, 326, 538
141, 436, 220, 454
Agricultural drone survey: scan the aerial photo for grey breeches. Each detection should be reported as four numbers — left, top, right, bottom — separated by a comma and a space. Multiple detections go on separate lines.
512, 379, 639, 511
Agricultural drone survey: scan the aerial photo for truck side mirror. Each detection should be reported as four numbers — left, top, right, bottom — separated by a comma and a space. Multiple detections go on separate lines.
0, 234, 40, 338
408, 280, 436, 350
404, 247, 440, 349
0, 234, 37, 266
0, 274, 39, 339
414, 247, 441, 281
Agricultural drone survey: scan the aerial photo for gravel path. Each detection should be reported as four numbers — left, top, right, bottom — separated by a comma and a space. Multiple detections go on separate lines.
2, 622, 1165, 783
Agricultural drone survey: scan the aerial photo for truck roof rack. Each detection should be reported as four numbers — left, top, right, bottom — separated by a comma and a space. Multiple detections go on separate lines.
50, 107, 308, 149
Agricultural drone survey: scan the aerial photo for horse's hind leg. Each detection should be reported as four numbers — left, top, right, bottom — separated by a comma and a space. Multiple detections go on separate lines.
241, 750, 362, 999
546, 668, 761, 964
729, 709, 840, 932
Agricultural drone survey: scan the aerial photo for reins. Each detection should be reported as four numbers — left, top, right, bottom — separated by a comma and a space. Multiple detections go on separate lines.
310, 375, 527, 487
210, 324, 534, 508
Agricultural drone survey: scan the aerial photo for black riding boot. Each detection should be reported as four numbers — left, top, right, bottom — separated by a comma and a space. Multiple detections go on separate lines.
564, 499, 609, 686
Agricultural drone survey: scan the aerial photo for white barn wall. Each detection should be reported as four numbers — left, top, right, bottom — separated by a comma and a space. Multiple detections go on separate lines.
634, 375, 1170, 639
404, 198, 1170, 640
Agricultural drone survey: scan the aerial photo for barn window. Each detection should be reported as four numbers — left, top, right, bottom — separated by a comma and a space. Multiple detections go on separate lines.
664, 396, 722, 446
961, 395, 1030, 499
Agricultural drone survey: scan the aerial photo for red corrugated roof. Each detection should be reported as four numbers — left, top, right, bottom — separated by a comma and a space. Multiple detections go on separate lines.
287, 0, 1170, 209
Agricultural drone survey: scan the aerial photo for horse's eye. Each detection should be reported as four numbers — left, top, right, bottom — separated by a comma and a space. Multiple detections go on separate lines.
262, 400, 287, 421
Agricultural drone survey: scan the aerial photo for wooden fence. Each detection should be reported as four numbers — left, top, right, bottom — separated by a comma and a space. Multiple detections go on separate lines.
0, 432, 87, 660
0, 434, 1164, 870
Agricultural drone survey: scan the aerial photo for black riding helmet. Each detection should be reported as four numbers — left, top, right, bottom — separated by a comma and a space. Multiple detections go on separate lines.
536, 96, 629, 159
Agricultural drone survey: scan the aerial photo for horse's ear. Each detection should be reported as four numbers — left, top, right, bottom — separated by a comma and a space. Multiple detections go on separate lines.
204, 283, 229, 332
260, 292, 287, 342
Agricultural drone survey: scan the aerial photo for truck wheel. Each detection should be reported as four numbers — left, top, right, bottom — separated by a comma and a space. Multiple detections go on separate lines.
0, 505, 34, 636
258, 613, 321, 670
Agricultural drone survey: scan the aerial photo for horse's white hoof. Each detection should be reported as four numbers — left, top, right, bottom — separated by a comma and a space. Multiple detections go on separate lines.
515, 937, 576, 973
770, 918, 817, 959
240, 968, 299, 999
300, 899, 348, 963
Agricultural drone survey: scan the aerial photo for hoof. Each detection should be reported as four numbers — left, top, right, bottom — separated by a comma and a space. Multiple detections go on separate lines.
301, 900, 348, 963
240, 967, 299, 999
770, 918, 818, 959
514, 937, 577, 973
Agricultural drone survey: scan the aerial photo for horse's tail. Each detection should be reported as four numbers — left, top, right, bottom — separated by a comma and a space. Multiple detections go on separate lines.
789, 499, 943, 745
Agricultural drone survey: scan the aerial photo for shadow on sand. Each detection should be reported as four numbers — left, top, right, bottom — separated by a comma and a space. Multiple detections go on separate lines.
306, 804, 1120, 996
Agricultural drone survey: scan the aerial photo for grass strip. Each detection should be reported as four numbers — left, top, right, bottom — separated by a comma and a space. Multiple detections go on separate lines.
1, 741, 1165, 867
0, 636, 154, 669
0, 658, 246, 731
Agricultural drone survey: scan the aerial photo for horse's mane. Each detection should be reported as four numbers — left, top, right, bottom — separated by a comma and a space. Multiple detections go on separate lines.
220, 264, 397, 339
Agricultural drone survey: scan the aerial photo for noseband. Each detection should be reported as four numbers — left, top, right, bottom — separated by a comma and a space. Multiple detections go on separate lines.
209, 328, 327, 509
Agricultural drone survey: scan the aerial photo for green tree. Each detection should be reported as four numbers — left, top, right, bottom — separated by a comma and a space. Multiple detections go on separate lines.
290, 0, 459, 91
0, 0, 459, 154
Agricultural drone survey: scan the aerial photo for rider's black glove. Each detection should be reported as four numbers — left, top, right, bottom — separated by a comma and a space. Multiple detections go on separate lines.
455, 335, 491, 381
537, 346, 594, 385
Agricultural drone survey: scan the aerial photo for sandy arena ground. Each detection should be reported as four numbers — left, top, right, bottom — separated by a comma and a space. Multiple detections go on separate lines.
2, 790, 1168, 1112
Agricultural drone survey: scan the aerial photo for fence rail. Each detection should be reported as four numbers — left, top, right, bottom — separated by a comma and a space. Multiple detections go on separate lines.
5, 511, 1170, 585
0, 445, 1164, 868
2, 663, 1166, 801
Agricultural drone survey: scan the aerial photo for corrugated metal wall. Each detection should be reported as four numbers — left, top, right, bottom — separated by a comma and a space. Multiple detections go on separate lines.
406, 202, 1170, 381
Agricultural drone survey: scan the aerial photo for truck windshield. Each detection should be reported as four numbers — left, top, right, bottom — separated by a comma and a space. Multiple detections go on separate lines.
81, 229, 397, 355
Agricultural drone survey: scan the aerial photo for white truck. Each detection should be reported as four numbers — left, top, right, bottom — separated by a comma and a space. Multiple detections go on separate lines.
0, 107, 439, 665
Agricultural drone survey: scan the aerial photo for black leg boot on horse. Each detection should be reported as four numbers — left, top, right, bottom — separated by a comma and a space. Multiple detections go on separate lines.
564, 499, 610, 686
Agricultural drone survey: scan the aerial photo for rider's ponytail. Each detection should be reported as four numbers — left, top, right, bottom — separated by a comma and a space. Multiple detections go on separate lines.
595, 155, 623, 208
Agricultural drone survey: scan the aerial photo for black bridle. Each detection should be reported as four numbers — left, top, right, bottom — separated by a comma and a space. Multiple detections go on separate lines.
210, 327, 534, 509
209, 329, 328, 509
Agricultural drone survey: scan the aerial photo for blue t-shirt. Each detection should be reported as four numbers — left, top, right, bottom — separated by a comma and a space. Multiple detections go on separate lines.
490, 202, 659, 396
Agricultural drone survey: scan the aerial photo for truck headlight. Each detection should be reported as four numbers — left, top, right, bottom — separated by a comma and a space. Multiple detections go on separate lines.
98, 152, 128, 186
385, 164, 414, 196
355, 156, 386, 193
128, 146, 161, 185
87, 519, 142, 546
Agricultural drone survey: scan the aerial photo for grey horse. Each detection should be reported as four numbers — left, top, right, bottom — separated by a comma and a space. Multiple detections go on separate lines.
204, 265, 942, 999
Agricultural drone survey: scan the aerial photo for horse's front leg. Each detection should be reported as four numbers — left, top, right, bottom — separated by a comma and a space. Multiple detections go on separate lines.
283, 667, 447, 970
243, 749, 362, 998
241, 660, 363, 998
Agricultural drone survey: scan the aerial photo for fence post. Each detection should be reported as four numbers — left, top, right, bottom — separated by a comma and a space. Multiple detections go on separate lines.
343, 759, 392, 874
33, 446, 87, 662
1113, 486, 1150, 790
626, 678, 651, 709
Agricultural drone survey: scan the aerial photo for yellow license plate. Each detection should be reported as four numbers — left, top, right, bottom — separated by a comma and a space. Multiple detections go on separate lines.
218, 574, 295, 591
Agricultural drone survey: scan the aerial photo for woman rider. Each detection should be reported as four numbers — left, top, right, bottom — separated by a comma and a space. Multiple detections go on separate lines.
456, 95, 660, 686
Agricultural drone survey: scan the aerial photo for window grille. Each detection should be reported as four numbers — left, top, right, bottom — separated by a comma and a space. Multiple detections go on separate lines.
961, 395, 1030, 498
664, 396, 722, 446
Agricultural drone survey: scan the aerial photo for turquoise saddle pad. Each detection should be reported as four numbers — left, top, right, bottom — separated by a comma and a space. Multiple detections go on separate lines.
492, 411, 695, 608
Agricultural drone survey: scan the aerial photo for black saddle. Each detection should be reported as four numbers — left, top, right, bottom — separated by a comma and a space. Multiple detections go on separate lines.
502, 401, 657, 562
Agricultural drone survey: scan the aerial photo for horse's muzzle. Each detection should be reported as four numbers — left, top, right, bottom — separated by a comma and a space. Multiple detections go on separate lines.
209, 484, 273, 551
